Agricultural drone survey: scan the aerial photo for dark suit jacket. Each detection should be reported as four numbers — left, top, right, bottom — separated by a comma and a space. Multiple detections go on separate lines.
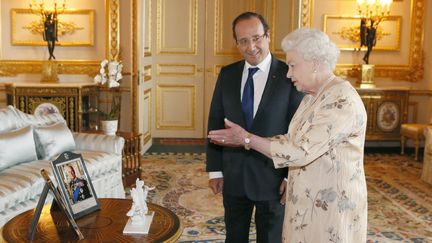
206, 55, 304, 201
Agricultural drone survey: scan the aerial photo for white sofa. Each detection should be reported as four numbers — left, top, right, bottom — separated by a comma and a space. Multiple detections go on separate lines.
0, 106, 125, 226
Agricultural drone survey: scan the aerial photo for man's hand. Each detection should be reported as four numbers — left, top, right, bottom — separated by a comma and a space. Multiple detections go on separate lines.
279, 179, 287, 205
209, 178, 223, 194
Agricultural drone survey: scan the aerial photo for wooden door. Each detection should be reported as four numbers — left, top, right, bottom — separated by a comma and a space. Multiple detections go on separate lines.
151, 0, 206, 138
138, 0, 154, 151
138, 0, 299, 141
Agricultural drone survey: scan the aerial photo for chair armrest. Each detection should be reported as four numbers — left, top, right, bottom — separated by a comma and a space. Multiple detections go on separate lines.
73, 133, 125, 155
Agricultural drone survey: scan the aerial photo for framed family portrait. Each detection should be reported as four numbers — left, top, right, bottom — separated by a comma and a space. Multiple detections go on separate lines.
51, 151, 100, 219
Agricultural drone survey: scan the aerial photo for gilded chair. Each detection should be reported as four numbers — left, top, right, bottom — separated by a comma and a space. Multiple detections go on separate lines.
400, 123, 432, 161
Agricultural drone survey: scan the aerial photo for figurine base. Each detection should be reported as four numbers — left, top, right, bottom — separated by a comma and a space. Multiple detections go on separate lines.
123, 211, 155, 235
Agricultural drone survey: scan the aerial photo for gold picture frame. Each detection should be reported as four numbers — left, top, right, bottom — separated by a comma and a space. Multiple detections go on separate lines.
11, 8, 94, 46
300, 0, 425, 82
0, 0, 120, 77
323, 15, 401, 51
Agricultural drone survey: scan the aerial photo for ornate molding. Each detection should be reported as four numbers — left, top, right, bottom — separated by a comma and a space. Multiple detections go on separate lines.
132, 0, 138, 133
0, 60, 100, 77
107, 0, 120, 60
300, 0, 313, 27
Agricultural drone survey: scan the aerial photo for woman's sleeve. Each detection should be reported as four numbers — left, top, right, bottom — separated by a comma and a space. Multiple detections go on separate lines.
270, 90, 365, 168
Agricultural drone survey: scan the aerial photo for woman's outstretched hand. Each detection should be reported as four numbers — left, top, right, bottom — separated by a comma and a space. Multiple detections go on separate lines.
208, 118, 249, 147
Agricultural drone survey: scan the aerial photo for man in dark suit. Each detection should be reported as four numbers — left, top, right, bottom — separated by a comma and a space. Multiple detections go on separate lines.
206, 12, 304, 243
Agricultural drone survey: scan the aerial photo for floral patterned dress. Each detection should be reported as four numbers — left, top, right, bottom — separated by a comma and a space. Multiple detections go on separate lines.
270, 78, 368, 243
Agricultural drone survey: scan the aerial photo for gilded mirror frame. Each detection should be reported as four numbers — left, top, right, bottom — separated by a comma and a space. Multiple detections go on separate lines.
300, 0, 424, 82
0, 0, 120, 77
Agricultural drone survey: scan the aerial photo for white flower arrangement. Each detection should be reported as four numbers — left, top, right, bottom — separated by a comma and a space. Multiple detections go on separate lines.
94, 59, 123, 88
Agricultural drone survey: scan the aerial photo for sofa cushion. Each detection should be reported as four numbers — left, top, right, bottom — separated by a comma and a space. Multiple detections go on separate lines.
0, 106, 25, 132
14, 106, 65, 127
0, 126, 38, 171
33, 122, 76, 160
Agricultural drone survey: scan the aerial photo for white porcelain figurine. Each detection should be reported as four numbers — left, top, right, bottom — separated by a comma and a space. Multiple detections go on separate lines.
126, 178, 154, 225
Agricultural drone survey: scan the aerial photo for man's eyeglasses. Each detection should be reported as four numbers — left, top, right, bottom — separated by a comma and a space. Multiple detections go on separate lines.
236, 34, 267, 47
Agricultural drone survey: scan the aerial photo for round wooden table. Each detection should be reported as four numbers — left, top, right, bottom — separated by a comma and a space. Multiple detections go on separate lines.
1, 198, 182, 242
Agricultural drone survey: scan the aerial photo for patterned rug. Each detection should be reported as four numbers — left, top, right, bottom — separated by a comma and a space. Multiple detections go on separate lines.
140, 153, 432, 243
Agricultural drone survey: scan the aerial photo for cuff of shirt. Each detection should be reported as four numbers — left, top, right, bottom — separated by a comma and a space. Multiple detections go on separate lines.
209, 171, 223, 179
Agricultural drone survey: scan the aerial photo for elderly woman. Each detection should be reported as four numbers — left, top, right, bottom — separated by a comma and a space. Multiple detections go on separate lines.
208, 28, 368, 243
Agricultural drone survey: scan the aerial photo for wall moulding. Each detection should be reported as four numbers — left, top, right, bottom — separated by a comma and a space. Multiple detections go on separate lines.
0, 0, 120, 77
301, 0, 425, 82
11, 8, 94, 46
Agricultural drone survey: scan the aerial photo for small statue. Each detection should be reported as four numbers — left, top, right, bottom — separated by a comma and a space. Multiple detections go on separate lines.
126, 178, 154, 225
43, 12, 58, 60
359, 18, 378, 64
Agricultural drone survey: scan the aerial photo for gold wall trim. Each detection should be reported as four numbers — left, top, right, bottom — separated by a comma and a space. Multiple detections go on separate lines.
157, 64, 196, 76
144, 0, 152, 57
300, 0, 313, 27
11, 9, 94, 46
156, 84, 196, 129
0, 0, 120, 77
0, 84, 6, 105
408, 89, 432, 96
107, 0, 120, 61
143, 88, 152, 143
156, 0, 198, 55
215, 64, 224, 76
0, 60, 100, 76
132, 0, 138, 133
214, 0, 255, 56
303, 0, 425, 81
144, 65, 152, 81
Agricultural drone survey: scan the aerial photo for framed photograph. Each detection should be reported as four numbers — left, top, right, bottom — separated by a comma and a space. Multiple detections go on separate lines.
51, 151, 100, 219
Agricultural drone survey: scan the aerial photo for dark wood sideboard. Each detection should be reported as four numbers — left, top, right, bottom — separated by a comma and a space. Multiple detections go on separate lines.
5, 82, 98, 132
356, 88, 409, 141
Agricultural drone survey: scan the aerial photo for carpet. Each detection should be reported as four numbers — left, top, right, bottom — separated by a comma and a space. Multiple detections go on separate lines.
140, 152, 432, 242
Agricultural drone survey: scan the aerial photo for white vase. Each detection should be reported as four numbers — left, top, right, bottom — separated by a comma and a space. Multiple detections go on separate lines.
100, 120, 118, 135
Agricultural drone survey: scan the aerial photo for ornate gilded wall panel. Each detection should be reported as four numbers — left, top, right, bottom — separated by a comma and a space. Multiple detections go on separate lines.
0, 0, 120, 77
156, 0, 197, 54
156, 84, 195, 129
157, 64, 196, 76
301, 0, 424, 82
214, 0, 254, 56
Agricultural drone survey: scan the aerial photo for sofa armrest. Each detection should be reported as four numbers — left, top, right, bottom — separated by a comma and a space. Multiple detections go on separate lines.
73, 133, 125, 155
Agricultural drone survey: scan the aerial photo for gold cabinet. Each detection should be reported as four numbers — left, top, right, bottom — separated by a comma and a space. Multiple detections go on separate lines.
357, 88, 409, 141
5, 82, 99, 132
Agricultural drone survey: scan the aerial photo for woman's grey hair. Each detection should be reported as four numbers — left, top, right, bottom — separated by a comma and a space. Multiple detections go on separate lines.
281, 28, 340, 70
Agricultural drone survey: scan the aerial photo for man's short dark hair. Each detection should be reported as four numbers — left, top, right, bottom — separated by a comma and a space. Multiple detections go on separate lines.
232, 12, 269, 41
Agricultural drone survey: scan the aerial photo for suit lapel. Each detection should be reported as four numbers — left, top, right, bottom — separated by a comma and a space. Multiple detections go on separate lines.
228, 61, 247, 126
254, 56, 282, 124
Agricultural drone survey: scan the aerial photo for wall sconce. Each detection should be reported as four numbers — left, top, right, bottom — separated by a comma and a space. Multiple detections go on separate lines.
357, 0, 392, 88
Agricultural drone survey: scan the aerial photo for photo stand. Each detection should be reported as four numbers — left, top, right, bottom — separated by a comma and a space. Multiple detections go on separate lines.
28, 169, 84, 241
51, 151, 100, 219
